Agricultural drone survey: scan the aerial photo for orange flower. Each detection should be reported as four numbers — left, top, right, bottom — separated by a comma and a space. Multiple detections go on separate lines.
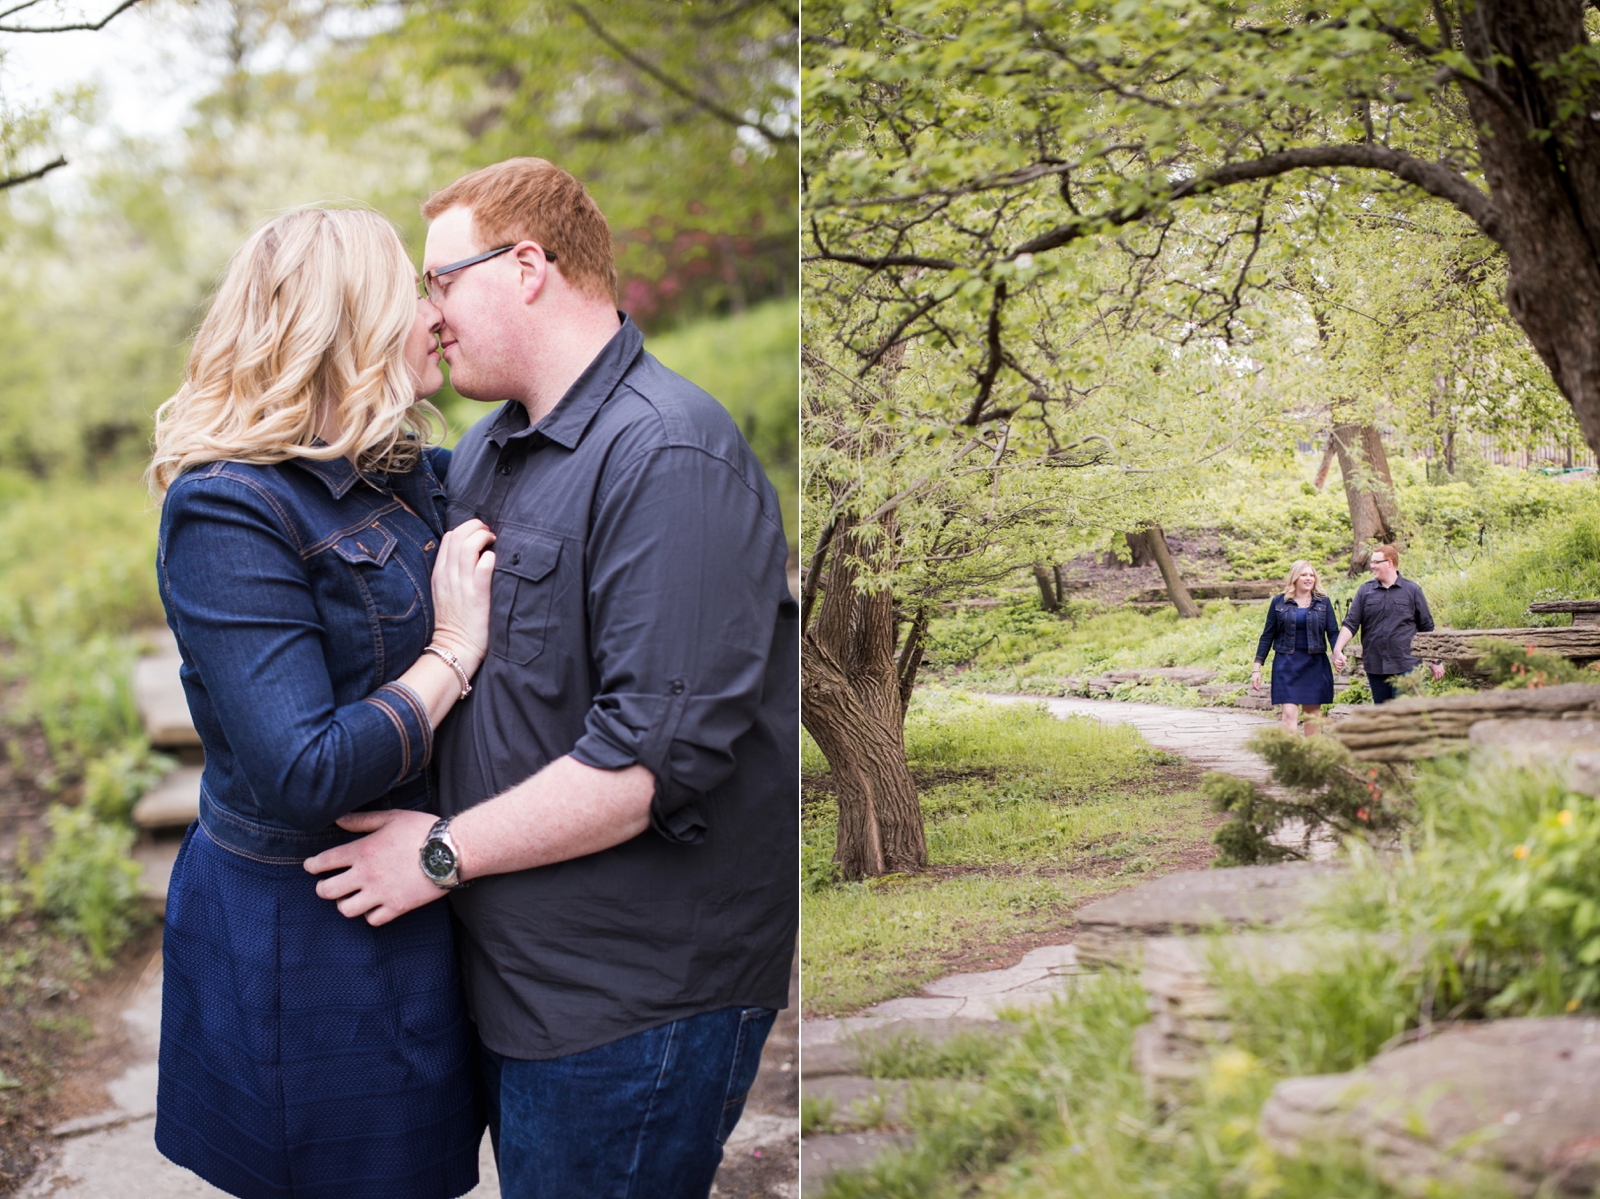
1356, 807, 1369, 822
1514, 844, 1529, 860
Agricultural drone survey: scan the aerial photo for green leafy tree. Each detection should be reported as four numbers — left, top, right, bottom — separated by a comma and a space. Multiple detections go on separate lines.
802, 275, 1278, 876
320, 0, 798, 326
803, 0, 1600, 460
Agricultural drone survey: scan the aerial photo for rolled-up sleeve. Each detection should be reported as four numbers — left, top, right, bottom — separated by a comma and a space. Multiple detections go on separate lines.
570, 444, 785, 844
161, 475, 431, 831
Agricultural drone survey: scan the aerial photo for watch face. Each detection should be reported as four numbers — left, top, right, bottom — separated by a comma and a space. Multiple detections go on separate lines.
421, 838, 456, 881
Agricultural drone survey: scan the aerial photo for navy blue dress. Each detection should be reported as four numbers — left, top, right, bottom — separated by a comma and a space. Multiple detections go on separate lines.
1271, 604, 1336, 706
154, 449, 482, 1199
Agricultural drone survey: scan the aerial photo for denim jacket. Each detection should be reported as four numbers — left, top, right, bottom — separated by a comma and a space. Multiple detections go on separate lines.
1254, 593, 1336, 664
156, 447, 449, 863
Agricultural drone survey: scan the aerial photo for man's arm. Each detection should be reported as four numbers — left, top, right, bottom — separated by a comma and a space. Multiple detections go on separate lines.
305, 758, 653, 926
308, 439, 788, 924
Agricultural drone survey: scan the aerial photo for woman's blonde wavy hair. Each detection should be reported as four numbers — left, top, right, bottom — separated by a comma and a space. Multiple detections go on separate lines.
148, 207, 440, 494
1282, 559, 1327, 599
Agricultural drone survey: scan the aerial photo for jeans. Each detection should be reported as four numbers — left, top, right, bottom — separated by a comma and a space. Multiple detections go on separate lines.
479, 1005, 777, 1199
1367, 671, 1415, 704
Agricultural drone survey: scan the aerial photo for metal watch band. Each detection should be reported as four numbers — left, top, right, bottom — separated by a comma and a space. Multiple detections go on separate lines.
422, 644, 472, 699
419, 817, 470, 889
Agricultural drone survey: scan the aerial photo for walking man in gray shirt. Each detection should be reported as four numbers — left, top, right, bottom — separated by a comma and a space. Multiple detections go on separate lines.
1332, 544, 1445, 704
306, 158, 797, 1197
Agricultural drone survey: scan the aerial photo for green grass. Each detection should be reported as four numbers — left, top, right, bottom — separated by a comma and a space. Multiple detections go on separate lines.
803, 693, 1213, 1014
647, 299, 798, 546
926, 601, 1264, 694
818, 971, 1469, 1199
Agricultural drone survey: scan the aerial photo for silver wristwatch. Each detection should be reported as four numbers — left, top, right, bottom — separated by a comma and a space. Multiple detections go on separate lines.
419, 817, 470, 890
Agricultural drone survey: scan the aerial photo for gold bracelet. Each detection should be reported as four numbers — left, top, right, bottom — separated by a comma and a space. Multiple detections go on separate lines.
422, 644, 472, 700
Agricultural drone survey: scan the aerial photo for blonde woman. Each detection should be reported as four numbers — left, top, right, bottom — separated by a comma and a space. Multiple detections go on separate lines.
148, 209, 493, 1199
1249, 560, 1336, 734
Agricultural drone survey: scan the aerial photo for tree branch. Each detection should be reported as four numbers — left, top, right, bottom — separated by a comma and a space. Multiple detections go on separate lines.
568, 2, 796, 147
0, 0, 140, 33
0, 155, 66, 191
1014, 143, 1504, 257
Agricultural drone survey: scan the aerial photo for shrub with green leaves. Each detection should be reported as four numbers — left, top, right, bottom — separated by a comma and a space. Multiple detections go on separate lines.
1332, 758, 1600, 1017
24, 805, 144, 965
1471, 638, 1598, 689
1206, 729, 1409, 866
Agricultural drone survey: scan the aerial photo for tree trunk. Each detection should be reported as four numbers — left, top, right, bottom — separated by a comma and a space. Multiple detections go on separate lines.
800, 518, 928, 880
1031, 562, 1059, 611
1329, 423, 1401, 575
1453, 4, 1600, 460
1145, 525, 1201, 618
1106, 530, 1157, 567
1053, 563, 1068, 605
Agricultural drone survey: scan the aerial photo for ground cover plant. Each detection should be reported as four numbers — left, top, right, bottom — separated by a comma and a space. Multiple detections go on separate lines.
802, 692, 1216, 1015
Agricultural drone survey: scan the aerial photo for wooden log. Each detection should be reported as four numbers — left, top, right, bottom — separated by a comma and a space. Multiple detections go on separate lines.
1130, 581, 1284, 603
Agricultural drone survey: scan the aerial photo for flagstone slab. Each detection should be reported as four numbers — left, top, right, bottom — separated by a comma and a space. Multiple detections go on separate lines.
1260, 1017, 1600, 1197
131, 765, 201, 830
1074, 862, 1345, 968
800, 1132, 913, 1196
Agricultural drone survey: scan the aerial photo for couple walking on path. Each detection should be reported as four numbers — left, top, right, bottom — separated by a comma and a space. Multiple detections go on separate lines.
145, 158, 797, 1199
1251, 545, 1445, 732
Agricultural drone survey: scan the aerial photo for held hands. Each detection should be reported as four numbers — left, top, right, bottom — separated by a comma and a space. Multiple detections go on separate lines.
304, 809, 444, 926
431, 519, 495, 674
1333, 651, 1347, 673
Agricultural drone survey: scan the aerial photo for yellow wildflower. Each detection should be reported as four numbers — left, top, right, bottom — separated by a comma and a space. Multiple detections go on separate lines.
1558, 809, 1574, 826
1514, 844, 1529, 860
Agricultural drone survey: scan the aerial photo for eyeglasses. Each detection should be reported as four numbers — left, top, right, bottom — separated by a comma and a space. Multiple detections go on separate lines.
419, 243, 556, 302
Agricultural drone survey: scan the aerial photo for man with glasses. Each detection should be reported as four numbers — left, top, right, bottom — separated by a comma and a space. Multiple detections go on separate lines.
1332, 544, 1445, 704
306, 157, 797, 1198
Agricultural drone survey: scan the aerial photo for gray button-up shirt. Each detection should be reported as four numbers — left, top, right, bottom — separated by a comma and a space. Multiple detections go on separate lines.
435, 315, 797, 1060
1342, 574, 1436, 676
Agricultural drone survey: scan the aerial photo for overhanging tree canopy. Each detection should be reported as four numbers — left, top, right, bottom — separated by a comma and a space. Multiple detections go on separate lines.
804, 0, 1600, 454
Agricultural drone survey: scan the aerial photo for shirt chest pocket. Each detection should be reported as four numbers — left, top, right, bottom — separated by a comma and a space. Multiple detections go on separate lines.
332, 524, 424, 623
491, 528, 563, 665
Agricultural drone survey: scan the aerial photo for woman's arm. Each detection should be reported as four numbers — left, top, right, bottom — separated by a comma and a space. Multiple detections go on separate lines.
1250, 599, 1276, 689
162, 475, 490, 831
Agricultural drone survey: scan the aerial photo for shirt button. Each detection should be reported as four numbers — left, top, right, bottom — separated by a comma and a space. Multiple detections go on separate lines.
499, 463, 512, 475
670, 681, 685, 695
511, 552, 521, 565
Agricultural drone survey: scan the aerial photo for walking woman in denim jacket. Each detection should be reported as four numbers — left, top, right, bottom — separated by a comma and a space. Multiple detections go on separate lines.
1249, 560, 1336, 735
146, 209, 495, 1199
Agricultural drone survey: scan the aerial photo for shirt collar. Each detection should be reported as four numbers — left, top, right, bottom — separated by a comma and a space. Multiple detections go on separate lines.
289, 451, 364, 498
486, 313, 645, 451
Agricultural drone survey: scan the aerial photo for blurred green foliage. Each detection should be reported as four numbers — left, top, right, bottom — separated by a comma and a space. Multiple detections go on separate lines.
648, 300, 797, 544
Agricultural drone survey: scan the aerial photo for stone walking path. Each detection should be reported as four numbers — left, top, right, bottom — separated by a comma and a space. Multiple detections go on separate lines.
983, 693, 1275, 784
800, 693, 1281, 1194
